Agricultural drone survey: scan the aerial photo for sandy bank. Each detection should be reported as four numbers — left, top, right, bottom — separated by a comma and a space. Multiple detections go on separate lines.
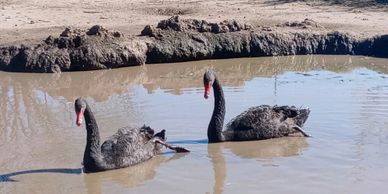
0, 16, 387, 72
0, 0, 388, 72
1, 0, 388, 46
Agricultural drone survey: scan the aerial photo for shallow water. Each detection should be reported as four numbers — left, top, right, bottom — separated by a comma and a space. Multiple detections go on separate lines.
1, 55, 388, 194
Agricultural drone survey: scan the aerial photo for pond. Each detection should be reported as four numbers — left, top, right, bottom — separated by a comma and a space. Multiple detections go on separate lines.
0, 55, 388, 193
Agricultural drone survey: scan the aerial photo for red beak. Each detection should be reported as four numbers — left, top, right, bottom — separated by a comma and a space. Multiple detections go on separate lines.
76, 108, 84, 126
204, 83, 211, 99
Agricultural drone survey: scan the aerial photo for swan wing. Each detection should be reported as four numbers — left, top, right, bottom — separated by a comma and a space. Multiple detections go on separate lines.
225, 105, 278, 131
224, 105, 309, 140
101, 126, 159, 166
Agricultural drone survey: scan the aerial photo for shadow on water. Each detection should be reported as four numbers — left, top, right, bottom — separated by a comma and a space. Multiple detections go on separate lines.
0, 152, 187, 185
207, 136, 309, 194
167, 139, 208, 144
0, 168, 82, 182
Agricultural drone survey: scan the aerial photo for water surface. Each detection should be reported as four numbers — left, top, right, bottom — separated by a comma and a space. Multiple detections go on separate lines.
1, 55, 388, 193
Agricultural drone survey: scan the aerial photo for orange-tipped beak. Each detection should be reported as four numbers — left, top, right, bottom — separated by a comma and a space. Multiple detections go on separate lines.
76, 108, 84, 126
204, 83, 211, 99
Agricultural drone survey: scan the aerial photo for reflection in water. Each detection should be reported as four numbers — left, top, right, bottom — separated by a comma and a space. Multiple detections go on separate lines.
223, 136, 308, 160
84, 153, 188, 194
1, 55, 387, 101
207, 137, 308, 194
207, 144, 226, 194
1, 55, 387, 144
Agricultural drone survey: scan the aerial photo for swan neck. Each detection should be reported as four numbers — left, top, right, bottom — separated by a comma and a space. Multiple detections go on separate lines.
208, 77, 225, 143
83, 103, 103, 169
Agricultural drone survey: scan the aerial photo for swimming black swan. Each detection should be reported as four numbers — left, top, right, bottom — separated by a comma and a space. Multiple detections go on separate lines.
75, 97, 188, 173
203, 70, 311, 143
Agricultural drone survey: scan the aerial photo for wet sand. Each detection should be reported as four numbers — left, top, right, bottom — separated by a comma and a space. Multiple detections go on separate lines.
1, 55, 388, 193
1, 0, 388, 46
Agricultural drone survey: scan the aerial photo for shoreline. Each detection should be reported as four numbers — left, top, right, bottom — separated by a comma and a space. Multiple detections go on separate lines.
2, 0, 388, 46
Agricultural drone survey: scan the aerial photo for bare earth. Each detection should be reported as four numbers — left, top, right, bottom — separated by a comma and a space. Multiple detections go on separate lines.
1, 0, 388, 47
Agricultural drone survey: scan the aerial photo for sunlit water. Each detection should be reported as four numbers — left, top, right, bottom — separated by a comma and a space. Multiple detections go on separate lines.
1, 55, 388, 194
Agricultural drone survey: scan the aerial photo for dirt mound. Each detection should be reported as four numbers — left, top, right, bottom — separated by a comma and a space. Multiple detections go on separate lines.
142, 7, 196, 16
141, 15, 253, 37
0, 17, 388, 73
278, 18, 324, 29
0, 25, 146, 72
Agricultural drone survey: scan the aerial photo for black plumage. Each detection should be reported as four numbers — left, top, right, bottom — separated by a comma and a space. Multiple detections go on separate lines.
75, 97, 166, 173
203, 70, 311, 143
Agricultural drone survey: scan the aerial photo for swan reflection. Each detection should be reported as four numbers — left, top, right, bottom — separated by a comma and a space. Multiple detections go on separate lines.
207, 136, 308, 194
83, 153, 187, 194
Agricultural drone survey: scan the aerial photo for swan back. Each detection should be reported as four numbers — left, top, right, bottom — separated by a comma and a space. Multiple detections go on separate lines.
224, 105, 310, 141
100, 125, 165, 168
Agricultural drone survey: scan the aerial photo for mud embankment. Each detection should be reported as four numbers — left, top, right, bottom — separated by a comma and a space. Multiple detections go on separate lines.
1, 16, 387, 73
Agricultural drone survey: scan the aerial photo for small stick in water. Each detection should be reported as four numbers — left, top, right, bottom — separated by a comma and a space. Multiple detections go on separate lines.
154, 139, 190, 153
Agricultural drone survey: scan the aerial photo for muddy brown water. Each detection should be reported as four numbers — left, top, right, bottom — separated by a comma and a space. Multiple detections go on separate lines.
1, 55, 388, 193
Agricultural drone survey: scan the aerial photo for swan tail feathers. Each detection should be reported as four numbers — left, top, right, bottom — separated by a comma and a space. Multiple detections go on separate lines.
293, 126, 311, 137
295, 107, 310, 126
154, 129, 166, 140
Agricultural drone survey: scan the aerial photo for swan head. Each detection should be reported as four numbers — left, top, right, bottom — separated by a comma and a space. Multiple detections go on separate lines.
203, 70, 216, 99
75, 97, 87, 126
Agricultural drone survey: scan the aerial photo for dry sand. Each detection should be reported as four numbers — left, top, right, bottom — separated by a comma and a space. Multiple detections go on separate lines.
1, 0, 388, 46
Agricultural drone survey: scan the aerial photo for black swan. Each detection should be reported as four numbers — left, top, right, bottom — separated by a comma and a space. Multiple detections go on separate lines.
203, 70, 311, 143
74, 97, 188, 173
